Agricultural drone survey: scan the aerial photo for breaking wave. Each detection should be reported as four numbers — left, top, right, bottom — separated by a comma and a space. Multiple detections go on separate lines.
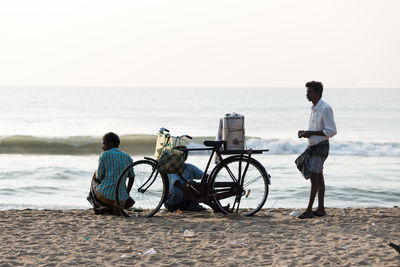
0, 135, 399, 157
245, 138, 400, 157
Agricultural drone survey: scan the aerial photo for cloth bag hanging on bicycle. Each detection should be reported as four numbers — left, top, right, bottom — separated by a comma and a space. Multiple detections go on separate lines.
157, 149, 185, 174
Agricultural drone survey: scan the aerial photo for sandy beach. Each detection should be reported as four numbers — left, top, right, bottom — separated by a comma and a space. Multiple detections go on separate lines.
0, 208, 399, 266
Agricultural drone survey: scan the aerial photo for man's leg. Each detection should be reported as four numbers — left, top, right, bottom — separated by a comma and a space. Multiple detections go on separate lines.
306, 173, 320, 213
185, 201, 206, 212
299, 174, 319, 219
315, 173, 326, 216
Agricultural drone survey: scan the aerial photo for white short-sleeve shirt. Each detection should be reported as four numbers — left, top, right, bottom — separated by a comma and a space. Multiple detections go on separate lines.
308, 99, 337, 146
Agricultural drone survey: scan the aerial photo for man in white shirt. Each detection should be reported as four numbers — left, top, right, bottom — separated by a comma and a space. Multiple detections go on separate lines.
296, 81, 337, 219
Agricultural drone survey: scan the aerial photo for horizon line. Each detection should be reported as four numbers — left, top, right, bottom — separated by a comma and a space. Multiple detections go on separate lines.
1, 85, 399, 89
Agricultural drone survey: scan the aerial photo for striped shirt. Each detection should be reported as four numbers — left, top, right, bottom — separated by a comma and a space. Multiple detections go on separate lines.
95, 148, 134, 201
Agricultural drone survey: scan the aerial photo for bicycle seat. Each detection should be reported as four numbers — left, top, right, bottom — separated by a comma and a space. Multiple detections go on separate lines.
203, 140, 225, 148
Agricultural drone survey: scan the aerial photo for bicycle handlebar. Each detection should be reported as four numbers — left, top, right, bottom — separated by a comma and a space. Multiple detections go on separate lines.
159, 127, 170, 133
159, 128, 192, 140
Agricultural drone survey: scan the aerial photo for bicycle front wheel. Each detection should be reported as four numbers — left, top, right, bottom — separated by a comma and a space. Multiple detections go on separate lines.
115, 159, 168, 218
211, 156, 269, 216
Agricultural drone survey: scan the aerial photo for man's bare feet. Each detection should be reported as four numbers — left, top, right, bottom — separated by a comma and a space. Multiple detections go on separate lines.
312, 210, 326, 217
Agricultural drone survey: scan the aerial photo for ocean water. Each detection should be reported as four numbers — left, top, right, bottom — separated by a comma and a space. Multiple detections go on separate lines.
0, 87, 399, 210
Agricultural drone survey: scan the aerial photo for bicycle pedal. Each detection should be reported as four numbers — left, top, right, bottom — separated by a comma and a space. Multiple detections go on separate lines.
245, 189, 251, 198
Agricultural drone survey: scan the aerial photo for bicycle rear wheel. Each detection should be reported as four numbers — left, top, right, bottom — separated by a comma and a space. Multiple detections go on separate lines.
115, 159, 168, 218
211, 156, 269, 216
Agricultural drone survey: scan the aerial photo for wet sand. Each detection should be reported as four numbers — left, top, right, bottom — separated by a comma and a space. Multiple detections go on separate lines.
0, 208, 399, 266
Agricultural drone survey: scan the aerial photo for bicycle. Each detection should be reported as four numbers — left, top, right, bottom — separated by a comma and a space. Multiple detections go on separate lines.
115, 128, 271, 218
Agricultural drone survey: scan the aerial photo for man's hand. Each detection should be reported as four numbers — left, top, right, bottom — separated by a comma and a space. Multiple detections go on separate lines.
298, 130, 312, 138
298, 130, 325, 138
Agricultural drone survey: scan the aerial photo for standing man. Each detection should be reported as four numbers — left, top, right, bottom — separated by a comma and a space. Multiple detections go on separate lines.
296, 81, 337, 219
87, 132, 135, 214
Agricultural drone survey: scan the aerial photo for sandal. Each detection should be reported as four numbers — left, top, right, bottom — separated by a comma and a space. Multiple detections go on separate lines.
298, 211, 315, 219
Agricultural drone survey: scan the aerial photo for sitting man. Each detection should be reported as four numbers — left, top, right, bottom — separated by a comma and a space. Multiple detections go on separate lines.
87, 132, 135, 214
164, 146, 206, 212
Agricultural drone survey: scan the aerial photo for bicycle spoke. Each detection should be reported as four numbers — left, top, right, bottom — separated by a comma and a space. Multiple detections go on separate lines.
243, 174, 263, 188
135, 189, 164, 197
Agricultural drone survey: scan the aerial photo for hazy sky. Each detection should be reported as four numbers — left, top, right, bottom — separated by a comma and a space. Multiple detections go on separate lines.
0, 0, 399, 88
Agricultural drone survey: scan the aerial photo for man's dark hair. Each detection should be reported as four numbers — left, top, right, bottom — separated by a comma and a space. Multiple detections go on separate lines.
174, 145, 188, 161
103, 132, 120, 148
305, 81, 323, 98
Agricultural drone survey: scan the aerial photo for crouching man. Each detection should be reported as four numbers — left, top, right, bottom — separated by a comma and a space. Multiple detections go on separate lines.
87, 132, 135, 214
164, 146, 206, 212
